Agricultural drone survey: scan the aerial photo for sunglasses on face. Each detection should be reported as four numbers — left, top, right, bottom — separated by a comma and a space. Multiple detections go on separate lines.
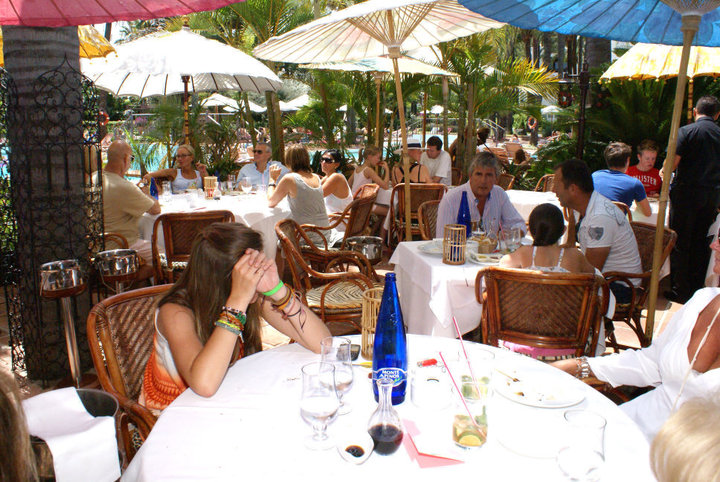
321, 157, 335, 163
176, 153, 192, 158
254, 149, 266, 154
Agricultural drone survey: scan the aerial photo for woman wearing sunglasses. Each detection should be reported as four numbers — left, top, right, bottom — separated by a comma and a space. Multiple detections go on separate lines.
142, 144, 208, 193
319, 149, 352, 215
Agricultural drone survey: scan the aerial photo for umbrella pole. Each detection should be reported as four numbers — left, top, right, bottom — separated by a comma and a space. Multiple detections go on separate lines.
182, 75, 190, 144
422, 91, 428, 147
442, 76, 449, 152
646, 14, 700, 344
375, 73, 383, 150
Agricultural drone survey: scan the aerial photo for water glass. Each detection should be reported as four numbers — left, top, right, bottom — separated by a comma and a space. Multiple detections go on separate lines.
300, 362, 339, 450
557, 410, 606, 480
320, 336, 354, 414
239, 177, 252, 194
227, 174, 236, 190
161, 181, 172, 203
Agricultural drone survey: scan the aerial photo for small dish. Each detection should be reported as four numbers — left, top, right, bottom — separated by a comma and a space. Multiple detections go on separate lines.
336, 431, 373, 464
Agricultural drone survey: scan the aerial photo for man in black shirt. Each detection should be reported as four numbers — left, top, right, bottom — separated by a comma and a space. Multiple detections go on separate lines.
666, 95, 720, 303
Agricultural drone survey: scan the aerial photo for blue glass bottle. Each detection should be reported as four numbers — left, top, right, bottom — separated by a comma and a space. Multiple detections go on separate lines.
149, 177, 158, 200
372, 272, 407, 405
457, 190, 472, 237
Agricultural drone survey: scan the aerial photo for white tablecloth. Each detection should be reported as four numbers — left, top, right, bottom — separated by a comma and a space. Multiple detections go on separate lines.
122, 335, 653, 482
139, 193, 291, 259
506, 190, 668, 227
389, 241, 483, 337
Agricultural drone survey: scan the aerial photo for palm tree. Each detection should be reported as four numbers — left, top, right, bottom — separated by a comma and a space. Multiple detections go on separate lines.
4, 26, 93, 380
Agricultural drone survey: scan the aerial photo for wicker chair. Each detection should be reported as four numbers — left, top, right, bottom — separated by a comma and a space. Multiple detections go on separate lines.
86, 284, 172, 465
103, 232, 130, 249
151, 210, 234, 283
307, 191, 378, 250
353, 183, 380, 200
388, 183, 446, 246
534, 174, 555, 192
489, 146, 510, 167
504, 142, 523, 160
497, 172, 515, 190
418, 200, 441, 240
451, 167, 463, 186
612, 201, 633, 222
604, 222, 677, 350
476, 267, 608, 357
275, 219, 381, 335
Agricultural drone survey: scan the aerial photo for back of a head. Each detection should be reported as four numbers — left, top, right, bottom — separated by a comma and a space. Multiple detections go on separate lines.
477, 127, 490, 144
514, 149, 527, 164
650, 394, 720, 482
529, 203, 565, 246
285, 144, 311, 172
603, 142, 631, 169
695, 95, 720, 117
427, 136, 443, 150
106, 140, 129, 168
0, 372, 37, 482
467, 151, 499, 179
556, 159, 594, 194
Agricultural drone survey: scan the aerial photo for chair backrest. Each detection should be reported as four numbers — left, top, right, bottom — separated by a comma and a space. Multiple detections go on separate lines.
353, 183, 380, 200
534, 174, 555, 192
612, 201, 633, 222
339, 193, 378, 248
104, 232, 130, 250
504, 142, 523, 158
418, 200, 441, 240
275, 219, 314, 291
497, 173, 515, 190
489, 146, 509, 164
86, 285, 172, 435
476, 267, 607, 357
451, 167, 463, 186
151, 210, 235, 279
631, 222, 677, 275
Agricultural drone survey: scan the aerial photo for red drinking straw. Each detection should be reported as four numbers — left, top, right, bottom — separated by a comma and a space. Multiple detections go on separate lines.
452, 316, 477, 384
439, 351, 479, 427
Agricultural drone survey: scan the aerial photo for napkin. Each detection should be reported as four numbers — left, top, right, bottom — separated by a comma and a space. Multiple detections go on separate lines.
403, 419, 464, 468
22, 388, 121, 482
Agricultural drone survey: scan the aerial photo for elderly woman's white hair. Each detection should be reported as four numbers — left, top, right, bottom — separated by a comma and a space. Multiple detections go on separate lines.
650, 392, 720, 482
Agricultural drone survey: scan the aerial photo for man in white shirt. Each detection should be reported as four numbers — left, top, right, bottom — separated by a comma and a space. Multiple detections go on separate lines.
238, 142, 288, 187
420, 136, 452, 186
436, 152, 525, 238
553, 159, 642, 302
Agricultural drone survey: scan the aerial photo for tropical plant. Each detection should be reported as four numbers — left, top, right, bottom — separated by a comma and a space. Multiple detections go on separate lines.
203, 116, 241, 180
124, 132, 161, 176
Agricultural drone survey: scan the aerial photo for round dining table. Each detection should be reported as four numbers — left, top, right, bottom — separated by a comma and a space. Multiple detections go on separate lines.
138, 192, 291, 259
122, 335, 653, 481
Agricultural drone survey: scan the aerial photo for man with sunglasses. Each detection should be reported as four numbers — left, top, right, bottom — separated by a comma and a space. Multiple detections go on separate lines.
237, 142, 288, 187
102, 140, 160, 280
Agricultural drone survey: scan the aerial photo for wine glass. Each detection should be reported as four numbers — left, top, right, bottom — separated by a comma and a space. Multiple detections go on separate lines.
239, 177, 252, 194
320, 336, 354, 414
300, 362, 340, 450
227, 174, 236, 191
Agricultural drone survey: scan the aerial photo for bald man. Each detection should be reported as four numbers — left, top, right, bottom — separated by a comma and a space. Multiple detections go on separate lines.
103, 140, 160, 279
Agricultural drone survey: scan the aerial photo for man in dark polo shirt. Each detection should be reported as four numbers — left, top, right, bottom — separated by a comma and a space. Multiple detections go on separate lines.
666, 95, 720, 303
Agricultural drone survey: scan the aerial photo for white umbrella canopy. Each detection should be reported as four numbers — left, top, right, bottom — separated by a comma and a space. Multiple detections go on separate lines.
82, 27, 281, 142
254, 0, 503, 240
202, 92, 240, 110
300, 55, 457, 77
279, 93, 310, 112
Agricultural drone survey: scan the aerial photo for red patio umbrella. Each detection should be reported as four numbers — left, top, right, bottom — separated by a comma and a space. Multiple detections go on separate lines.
0, 0, 240, 27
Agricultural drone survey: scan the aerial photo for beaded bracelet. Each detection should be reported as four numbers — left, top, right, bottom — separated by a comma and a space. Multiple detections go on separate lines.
222, 306, 247, 327
575, 356, 590, 379
262, 281, 284, 297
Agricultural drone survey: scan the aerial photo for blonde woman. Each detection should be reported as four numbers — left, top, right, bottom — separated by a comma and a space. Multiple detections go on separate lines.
349, 146, 390, 194
142, 144, 209, 193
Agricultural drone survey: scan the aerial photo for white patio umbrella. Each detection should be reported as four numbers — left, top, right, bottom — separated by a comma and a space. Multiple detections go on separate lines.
279, 93, 310, 112
254, 0, 503, 240
82, 26, 282, 143
301, 55, 456, 148
202, 92, 240, 110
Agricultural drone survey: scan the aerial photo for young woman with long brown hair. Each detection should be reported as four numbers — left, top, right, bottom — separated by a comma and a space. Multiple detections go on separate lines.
139, 223, 331, 411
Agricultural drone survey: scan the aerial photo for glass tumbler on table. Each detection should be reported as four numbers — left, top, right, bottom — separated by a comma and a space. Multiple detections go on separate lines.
557, 410, 606, 481
161, 181, 172, 203
320, 336, 354, 414
300, 362, 339, 450
239, 177, 252, 194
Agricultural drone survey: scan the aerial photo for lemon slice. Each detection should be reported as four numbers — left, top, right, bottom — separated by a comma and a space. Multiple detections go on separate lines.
458, 433, 482, 447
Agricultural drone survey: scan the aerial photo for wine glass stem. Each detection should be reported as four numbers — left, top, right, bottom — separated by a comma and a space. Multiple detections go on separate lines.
313, 424, 328, 441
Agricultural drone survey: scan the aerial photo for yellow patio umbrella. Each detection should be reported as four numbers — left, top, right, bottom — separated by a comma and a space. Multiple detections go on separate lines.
600, 43, 720, 120
0, 25, 115, 66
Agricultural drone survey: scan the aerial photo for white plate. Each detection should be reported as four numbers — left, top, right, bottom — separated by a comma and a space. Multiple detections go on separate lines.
467, 251, 504, 265
336, 432, 373, 464
418, 239, 478, 256
495, 368, 585, 408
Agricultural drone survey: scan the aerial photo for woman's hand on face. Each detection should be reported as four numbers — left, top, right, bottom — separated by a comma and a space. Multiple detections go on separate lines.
255, 252, 281, 295
227, 249, 268, 309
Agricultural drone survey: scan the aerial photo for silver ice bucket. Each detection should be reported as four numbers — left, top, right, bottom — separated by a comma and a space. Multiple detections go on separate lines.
95, 249, 139, 277
346, 236, 383, 265
39, 259, 85, 298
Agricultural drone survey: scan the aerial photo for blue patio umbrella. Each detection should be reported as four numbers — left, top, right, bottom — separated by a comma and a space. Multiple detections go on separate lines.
458, 0, 720, 342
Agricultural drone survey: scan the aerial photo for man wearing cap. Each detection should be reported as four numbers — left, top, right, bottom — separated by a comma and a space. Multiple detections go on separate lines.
391, 137, 431, 184
420, 136, 452, 186
436, 151, 525, 238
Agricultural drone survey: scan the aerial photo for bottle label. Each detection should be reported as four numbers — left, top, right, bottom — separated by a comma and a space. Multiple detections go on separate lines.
373, 367, 407, 386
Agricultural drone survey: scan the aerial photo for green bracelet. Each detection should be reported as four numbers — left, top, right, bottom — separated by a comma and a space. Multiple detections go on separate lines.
215, 319, 242, 336
261, 281, 284, 297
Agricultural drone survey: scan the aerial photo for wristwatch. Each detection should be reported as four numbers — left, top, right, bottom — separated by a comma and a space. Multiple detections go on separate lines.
268, 182, 277, 187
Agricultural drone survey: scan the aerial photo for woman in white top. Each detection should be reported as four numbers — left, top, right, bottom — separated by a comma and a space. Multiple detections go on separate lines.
349, 146, 390, 194
142, 144, 209, 193
500, 203, 594, 274
319, 149, 352, 215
